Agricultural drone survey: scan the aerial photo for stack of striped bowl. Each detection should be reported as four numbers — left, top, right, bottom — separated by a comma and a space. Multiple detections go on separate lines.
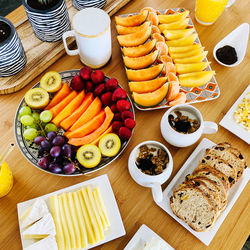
72, 0, 106, 11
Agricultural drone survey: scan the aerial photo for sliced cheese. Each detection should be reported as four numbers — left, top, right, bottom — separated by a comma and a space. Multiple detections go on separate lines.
23, 213, 56, 239
49, 195, 65, 250
24, 235, 58, 250
21, 199, 49, 228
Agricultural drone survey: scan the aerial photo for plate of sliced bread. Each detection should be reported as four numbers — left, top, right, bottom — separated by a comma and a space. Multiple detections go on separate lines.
156, 138, 249, 246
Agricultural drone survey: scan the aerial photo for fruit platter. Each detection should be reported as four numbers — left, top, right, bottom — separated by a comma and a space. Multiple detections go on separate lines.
14, 68, 135, 176
115, 7, 220, 111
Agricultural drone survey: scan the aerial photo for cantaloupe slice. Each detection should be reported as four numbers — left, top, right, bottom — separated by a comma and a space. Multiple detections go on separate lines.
158, 10, 190, 24
179, 71, 215, 87
129, 77, 168, 93
116, 21, 150, 35
176, 62, 210, 74
115, 10, 149, 27
169, 44, 201, 53
166, 33, 198, 47
117, 22, 152, 47
170, 46, 204, 59
174, 51, 208, 64
163, 28, 195, 40
122, 39, 157, 57
159, 18, 190, 32
126, 64, 164, 81
123, 50, 160, 69
132, 83, 169, 107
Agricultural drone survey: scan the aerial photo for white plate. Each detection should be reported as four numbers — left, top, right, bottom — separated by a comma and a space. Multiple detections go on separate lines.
17, 174, 126, 249
155, 138, 250, 246
219, 84, 250, 144
124, 224, 174, 250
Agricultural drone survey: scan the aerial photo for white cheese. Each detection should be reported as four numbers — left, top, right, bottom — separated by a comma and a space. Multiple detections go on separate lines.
142, 237, 171, 250
24, 235, 58, 250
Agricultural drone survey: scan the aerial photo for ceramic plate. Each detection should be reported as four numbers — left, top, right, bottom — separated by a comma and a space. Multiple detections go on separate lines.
155, 138, 250, 246
124, 224, 174, 250
17, 174, 126, 249
219, 84, 250, 144
117, 8, 220, 111
14, 70, 135, 176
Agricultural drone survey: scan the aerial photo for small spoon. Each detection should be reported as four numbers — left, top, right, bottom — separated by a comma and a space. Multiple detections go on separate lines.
213, 23, 249, 67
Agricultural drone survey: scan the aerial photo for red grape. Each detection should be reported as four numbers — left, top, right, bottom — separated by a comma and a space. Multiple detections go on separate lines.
41, 140, 52, 152
47, 131, 57, 141
38, 157, 49, 169
63, 163, 76, 174
34, 136, 46, 145
50, 146, 61, 158
52, 136, 65, 146
62, 144, 72, 158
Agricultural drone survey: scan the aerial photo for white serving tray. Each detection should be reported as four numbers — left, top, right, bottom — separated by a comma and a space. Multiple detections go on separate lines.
124, 224, 174, 250
155, 138, 250, 246
17, 174, 126, 249
219, 84, 250, 144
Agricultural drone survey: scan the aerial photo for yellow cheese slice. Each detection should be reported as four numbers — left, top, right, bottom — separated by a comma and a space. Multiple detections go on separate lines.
86, 186, 105, 239
75, 191, 96, 245
67, 192, 83, 249
20, 206, 32, 221
81, 187, 102, 243
58, 195, 71, 250
49, 195, 65, 250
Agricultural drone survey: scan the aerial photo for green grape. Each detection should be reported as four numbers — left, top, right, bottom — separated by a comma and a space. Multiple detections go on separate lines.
20, 115, 34, 126
32, 112, 40, 122
23, 128, 38, 141
45, 123, 58, 133
40, 110, 53, 123
26, 123, 39, 130
18, 106, 32, 120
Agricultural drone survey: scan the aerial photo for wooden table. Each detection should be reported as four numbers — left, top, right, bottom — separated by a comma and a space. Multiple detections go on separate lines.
1, 1, 249, 249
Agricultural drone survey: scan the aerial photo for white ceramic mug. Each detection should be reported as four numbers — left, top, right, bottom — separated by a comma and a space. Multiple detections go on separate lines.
161, 104, 218, 147
63, 8, 111, 68
128, 141, 173, 203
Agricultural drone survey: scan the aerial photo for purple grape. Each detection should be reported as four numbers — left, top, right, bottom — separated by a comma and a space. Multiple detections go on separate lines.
48, 163, 63, 174
52, 136, 65, 146
41, 140, 52, 152
54, 156, 63, 165
63, 163, 76, 175
34, 136, 46, 145
47, 131, 57, 141
50, 146, 61, 158
38, 147, 44, 157
62, 144, 72, 158
38, 157, 49, 169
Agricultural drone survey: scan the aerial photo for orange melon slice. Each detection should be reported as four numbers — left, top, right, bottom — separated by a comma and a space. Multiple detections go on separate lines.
90, 126, 113, 146
116, 21, 151, 35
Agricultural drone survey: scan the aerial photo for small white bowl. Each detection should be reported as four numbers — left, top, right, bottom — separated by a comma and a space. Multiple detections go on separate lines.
128, 140, 173, 203
213, 23, 249, 67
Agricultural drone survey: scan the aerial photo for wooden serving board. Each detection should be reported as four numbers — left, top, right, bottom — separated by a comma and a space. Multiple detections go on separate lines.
0, 0, 132, 94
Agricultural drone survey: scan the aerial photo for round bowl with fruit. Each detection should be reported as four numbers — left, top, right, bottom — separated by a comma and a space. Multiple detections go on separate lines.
15, 68, 135, 176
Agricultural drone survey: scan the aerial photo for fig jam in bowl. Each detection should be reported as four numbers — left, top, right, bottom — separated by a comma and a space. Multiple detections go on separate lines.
161, 104, 218, 147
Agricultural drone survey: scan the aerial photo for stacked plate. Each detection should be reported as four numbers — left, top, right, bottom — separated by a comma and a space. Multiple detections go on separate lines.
72, 0, 106, 10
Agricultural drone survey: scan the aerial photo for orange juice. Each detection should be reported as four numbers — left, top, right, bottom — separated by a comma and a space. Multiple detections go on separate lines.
0, 161, 13, 198
195, 0, 229, 25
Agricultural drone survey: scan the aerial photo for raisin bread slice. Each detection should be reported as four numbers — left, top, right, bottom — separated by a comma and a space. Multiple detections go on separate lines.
170, 187, 216, 231
199, 155, 236, 187
207, 144, 245, 181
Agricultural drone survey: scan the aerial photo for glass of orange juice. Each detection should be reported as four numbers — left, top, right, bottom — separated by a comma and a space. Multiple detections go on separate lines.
195, 0, 230, 25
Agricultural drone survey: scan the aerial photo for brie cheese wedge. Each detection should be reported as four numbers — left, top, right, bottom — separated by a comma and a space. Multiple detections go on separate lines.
23, 213, 56, 239
24, 235, 58, 250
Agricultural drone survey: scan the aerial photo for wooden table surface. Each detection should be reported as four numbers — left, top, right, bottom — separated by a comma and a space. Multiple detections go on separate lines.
1, 1, 249, 249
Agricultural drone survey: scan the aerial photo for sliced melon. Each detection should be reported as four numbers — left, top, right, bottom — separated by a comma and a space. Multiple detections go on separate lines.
158, 18, 190, 32
122, 39, 157, 57
115, 10, 149, 27
170, 46, 204, 59
123, 50, 160, 69
166, 33, 198, 47
169, 44, 201, 53
116, 21, 151, 35
117, 23, 152, 47
132, 83, 169, 107
129, 77, 168, 93
163, 28, 194, 40
126, 64, 164, 81
174, 51, 208, 64
179, 71, 215, 87
158, 10, 190, 24
176, 62, 210, 74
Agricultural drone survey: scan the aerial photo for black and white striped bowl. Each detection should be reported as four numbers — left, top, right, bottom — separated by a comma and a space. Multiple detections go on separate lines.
0, 17, 26, 77
72, 0, 106, 11
22, 0, 71, 42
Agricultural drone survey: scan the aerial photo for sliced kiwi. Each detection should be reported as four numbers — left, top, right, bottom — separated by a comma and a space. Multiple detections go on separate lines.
40, 71, 62, 93
98, 133, 121, 157
77, 144, 101, 168
24, 88, 50, 109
